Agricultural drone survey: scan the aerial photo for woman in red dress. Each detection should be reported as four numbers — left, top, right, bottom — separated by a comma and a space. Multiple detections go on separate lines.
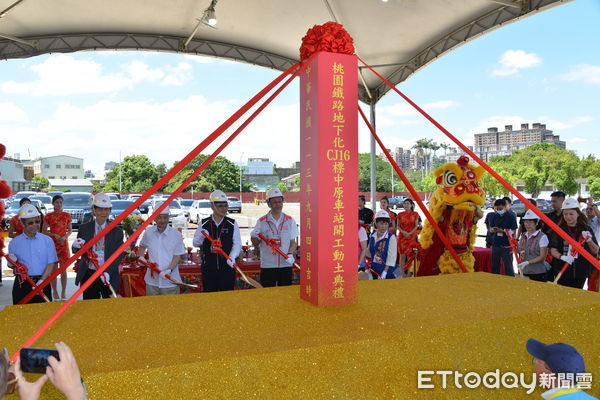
43, 195, 72, 300
379, 196, 397, 234
8, 198, 31, 238
397, 199, 420, 272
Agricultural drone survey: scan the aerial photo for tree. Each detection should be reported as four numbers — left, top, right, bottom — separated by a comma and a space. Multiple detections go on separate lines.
165, 154, 240, 193
483, 144, 582, 197
277, 182, 289, 193
588, 176, 600, 200
31, 176, 49, 190
105, 155, 159, 193
359, 153, 394, 192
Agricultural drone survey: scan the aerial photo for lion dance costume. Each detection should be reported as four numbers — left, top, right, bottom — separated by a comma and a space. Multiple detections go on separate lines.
418, 156, 485, 275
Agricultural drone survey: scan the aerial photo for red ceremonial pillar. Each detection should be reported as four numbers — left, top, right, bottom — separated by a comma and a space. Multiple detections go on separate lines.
299, 51, 358, 306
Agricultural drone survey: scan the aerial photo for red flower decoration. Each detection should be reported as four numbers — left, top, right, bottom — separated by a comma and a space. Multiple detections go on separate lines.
456, 155, 470, 168
299, 22, 355, 61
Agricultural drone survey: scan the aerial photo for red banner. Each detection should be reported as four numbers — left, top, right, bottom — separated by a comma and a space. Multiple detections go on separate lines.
300, 52, 358, 306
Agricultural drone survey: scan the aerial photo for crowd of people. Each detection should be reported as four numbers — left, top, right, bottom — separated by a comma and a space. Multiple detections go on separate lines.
358, 192, 599, 289
483, 192, 599, 289
3, 187, 300, 305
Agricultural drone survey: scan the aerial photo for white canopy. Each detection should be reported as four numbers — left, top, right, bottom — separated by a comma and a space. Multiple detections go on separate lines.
0, 0, 569, 103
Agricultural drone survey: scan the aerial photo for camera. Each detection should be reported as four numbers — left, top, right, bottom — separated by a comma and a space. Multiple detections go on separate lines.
20, 347, 60, 374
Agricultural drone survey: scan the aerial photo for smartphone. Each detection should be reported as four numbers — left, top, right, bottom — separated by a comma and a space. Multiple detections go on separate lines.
20, 347, 59, 374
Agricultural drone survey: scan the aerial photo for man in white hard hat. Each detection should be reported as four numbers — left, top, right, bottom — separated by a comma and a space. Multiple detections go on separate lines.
7, 204, 58, 304
250, 188, 298, 287
192, 190, 242, 292
73, 192, 124, 299
138, 207, 186, 296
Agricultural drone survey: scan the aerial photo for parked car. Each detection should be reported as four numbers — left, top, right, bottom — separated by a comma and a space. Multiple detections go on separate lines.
484, 198, 496, 210
388, 196, 406, 210
148, 200, 187, 222
535, 199, 553, 214
109, 200, 142, 224
510, 199, 527, 217
13, 191, 39, 201
188, 200, 212, 224
2, 199, 22, 227
61, 192, 94, 229
227, 197, 242, 213
105, 192, 121, 200
138, 200, 150, 214
47, 191, 64, 198
179, 199, 195, 220
30, 195, 54, 214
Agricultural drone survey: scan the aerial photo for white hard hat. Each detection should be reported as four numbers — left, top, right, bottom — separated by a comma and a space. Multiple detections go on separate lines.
375, 210, 390, 220
158, 206, 171, 215
522, 210, 539, 220
266, 187, 284, 201
561, 198, 580, 210
209, 190, 228, 203
18, 203, 40, 219
93, 193, 112, 208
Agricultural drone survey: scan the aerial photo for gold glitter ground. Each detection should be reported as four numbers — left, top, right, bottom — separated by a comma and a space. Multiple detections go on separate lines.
1, 272, 598, 399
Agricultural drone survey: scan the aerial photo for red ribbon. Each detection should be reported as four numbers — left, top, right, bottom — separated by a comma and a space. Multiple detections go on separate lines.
556, 235, 588, 281
3, 255, 48, 301
257, 233, 285, 257
11, 53, 311, 362
504, 229, 522, 264
85, 250, 111, 288
299, 22, 355, 61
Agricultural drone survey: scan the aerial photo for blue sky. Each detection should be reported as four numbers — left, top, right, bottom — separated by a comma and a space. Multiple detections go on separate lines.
0, 0, 599, 174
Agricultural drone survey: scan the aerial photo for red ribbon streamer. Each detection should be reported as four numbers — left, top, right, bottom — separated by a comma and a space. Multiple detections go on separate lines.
357, 56, 600, 274
358, 106, 469, 273
257, 233, 300, 270
11, 54, 312, 361
504, 229, 522, 265
3, 255, 49, 302
18, 59, 304, 306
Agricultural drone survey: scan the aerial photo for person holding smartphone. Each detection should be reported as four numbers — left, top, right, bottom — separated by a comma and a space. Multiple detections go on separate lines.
5, 342, 87, 400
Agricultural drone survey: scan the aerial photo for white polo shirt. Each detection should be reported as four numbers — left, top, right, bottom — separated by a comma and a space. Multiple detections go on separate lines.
251, 212, 298, 268
140, 225, 186, 288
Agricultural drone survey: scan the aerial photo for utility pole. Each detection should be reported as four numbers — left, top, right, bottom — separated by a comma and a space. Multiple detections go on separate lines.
118, 151, 122, 194
239, 152, 244, 201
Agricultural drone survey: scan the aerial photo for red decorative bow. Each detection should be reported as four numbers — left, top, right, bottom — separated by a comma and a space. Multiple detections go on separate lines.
299, 22, 355, 61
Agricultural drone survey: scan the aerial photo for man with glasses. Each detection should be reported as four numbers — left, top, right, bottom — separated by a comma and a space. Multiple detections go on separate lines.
192, 190, 241, 292
74, 193, 124, 300
7, 204, 57, 304
250, 188, 298, 287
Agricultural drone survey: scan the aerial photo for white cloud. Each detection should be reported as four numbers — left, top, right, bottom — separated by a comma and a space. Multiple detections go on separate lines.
0, 55, 194, 96
572, 115, 594, 124
491, 50, 542, 76
571, 137, 588, 143
560, 64, 600, 84
377, 100, 459, 127
0, 96, 304, 172
161, 62, 193, 86
0, 102, 28, 123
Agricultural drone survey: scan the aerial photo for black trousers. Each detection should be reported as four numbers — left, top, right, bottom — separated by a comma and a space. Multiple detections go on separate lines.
491, 246, 514, 277
12, 275, 52, 305
202, 266, 236, 292
525, 272, 547, 282
82, 270, 112, 300
260, 267, 293, 287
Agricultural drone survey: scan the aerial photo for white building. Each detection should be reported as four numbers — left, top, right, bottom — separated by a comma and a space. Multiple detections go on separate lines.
247, 158, 273, 175
33, 155, 84, 180
0, 157, 31, 191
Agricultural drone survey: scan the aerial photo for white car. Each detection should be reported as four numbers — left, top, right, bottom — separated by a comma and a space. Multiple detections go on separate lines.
188, 200, 212, 224
148, 200, 187, 223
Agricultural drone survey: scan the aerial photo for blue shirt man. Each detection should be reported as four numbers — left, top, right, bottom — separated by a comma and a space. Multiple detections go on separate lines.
7, 204, 57, 304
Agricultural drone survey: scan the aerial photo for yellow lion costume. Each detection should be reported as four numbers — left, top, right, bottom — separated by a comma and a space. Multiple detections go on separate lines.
418, 156, 485, 275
